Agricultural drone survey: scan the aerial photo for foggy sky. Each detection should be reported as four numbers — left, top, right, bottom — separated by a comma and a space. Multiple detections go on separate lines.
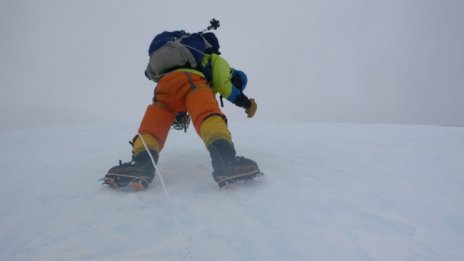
1, 0, 464, 131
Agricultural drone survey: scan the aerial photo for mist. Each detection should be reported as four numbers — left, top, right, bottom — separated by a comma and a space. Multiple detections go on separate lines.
1, 0, 463, 131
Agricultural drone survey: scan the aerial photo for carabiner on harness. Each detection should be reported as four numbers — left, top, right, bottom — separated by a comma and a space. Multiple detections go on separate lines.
172, 112, 191, 133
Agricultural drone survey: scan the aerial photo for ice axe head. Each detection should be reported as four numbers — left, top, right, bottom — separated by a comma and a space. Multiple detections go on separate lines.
207, 18, 220, 30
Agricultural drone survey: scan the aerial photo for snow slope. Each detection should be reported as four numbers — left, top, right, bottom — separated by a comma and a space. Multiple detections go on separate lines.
0, 122, 463, 261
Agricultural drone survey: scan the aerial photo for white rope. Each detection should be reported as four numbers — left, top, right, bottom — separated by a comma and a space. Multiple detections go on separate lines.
137, 133, 193, 260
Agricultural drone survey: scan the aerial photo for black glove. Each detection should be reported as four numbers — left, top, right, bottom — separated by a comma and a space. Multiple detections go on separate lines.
234, 92, 252, 109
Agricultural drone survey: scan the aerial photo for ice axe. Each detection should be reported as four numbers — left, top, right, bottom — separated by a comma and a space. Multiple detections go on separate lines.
207, 18, 220, 30
199, 18, 220, 33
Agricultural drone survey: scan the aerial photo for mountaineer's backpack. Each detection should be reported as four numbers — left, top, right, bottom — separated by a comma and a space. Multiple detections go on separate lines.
145, 30, 220, 82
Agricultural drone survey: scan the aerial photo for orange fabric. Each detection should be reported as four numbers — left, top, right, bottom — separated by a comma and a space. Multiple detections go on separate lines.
138, 104, 176, 151
138, 71, 225, 151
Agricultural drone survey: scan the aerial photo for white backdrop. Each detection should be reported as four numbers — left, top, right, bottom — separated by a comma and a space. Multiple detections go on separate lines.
1, 0, 463, 131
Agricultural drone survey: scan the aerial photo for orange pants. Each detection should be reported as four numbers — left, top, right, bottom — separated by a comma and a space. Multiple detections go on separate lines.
137, 71, 230, 153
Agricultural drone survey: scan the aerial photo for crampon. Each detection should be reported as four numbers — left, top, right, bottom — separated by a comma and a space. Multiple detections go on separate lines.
215, 170, 264, 188
100, 176, 148, 191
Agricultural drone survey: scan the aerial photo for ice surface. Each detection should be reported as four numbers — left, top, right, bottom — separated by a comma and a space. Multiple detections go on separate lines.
0, 122, 463, 260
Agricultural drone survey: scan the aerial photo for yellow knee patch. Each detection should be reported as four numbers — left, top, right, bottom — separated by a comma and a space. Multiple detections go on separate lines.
199, 116, 232, 147
132, 134, 160, 155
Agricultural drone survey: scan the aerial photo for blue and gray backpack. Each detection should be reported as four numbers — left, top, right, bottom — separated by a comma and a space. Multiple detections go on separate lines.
145, 31, 220, 82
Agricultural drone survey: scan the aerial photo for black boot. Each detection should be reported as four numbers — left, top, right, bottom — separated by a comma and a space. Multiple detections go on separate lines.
104, 150, 159, 190
207, 139, 262, 187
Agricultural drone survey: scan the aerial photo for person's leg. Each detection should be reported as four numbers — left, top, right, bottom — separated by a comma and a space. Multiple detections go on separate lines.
133, 71, 190, 155
134, 103, 176, 155
104, 73, 185, 190
184, 73, 261, 186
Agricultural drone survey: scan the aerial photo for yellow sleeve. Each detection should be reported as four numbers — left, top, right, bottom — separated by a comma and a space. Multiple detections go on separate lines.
208, 54, 233, 98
